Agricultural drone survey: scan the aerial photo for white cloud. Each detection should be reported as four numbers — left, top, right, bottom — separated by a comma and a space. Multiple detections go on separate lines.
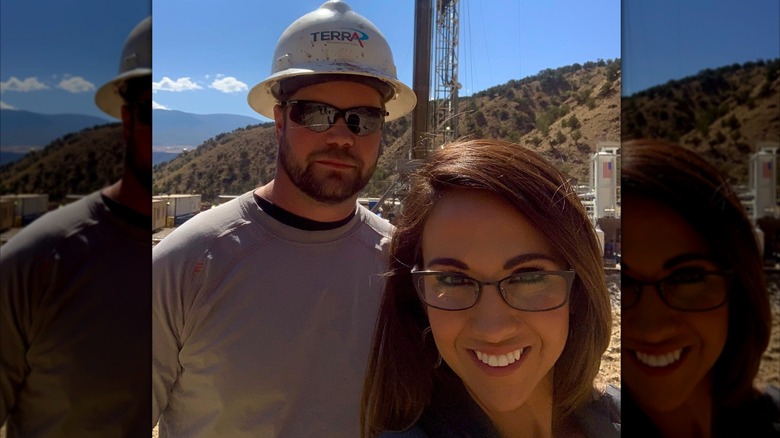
0, 76, 49, 92
152, 100, 170, 110
209, 76, 248, 94
57, 76, 96, 93
0, 100, 16, 110
153, 76, 203, 93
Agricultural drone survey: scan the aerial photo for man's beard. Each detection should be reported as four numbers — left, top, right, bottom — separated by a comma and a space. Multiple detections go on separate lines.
278, 132, 377, 205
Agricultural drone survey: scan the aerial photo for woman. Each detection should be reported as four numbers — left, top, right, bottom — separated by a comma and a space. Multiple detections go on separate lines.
621, 139, 779, 437
361, 139, 618, 437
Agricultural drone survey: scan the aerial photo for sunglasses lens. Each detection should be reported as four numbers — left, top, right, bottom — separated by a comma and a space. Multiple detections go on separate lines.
287, 101, 384, 136
136, 102, 152, 125
344, 108, 384, 136
288, 102, 332, 132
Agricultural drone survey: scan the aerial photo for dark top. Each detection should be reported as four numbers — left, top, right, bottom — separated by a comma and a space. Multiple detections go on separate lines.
622, 385, 780, 437
378, 368, 620, 437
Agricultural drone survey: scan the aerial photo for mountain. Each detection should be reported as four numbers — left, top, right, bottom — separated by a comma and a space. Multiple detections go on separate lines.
153, 151, 183, 166
0, 123, 124, 202
152, 110, 262, 149
4, 58, 774, 209
152, 59, 623, 202
1, 150, 31, 166
622, 58, 780, 184
0, 109, 110, 150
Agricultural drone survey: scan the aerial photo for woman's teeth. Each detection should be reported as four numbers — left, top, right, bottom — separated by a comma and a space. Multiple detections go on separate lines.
635, 348, 683, 367
475, 349, 523, 367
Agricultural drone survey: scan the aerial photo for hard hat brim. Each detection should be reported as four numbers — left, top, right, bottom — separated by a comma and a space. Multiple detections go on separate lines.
94, 69, 152, 120
248, 67, 416, 122
95, 17, 152, 120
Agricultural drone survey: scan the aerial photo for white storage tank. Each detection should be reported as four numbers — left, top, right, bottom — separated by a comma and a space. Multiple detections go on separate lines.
750, 144, 778, 220
152, 199, 167, 231
153, 194, 202, 227
0, 199, 14, 231
1, 194, 49, 226
590, 142, 619, 220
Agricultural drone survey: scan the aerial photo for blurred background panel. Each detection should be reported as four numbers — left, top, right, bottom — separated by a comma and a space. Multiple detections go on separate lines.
621, 0, 779, 281
621, 0, 779, 187
0, 0, 150, 231
0, 1, 151, 436
621, 0, 779, 435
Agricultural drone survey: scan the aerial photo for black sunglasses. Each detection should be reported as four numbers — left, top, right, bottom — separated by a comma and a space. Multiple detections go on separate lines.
283, 100, 387, 136
131, 100, 152, 126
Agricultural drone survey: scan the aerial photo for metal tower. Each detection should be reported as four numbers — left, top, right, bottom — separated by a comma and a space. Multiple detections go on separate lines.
431, 0, 460, 149
373, 0, 461, 216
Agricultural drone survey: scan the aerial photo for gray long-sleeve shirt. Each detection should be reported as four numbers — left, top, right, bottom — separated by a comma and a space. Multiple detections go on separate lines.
152, 191, 393, 437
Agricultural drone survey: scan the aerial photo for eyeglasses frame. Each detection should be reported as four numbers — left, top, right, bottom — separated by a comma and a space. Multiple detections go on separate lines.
621, 271, 733, 312
410, 267, 576, 312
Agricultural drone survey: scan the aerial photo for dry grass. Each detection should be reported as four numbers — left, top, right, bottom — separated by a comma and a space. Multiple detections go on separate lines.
595, 275, 622, 390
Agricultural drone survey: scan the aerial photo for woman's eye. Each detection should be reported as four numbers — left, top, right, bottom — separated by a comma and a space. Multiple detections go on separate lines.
508, 271, 547, 284
668, 269, 707, 284
435, 274, 470, 287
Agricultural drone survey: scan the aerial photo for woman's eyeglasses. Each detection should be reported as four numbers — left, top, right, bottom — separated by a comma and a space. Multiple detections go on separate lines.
410, 267, 575, 312
621, 270, 731, 311
283, 100, 387, 136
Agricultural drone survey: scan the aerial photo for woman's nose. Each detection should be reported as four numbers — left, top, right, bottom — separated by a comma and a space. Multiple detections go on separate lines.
469, 285, 521, 343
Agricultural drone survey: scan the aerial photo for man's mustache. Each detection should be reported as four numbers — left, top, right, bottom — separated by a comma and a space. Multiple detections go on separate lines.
309, 149, 362, 167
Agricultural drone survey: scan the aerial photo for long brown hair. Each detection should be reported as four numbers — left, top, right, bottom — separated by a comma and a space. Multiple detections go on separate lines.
621, 139, 771, 409
361, 139, 613, 436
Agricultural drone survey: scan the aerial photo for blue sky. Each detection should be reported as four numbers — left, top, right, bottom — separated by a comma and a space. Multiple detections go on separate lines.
622, 0, 780, 96
3, 1, 777, 119
152, 0, 621, 120
0, 0, 151, 119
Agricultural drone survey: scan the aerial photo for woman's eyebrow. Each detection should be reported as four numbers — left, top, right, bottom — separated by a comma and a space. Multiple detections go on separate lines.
427, 258, 468, 269
426, 254, 558, 271
662, 253, 718, 270
622, 253, 717, 274
503, 253, 559, 270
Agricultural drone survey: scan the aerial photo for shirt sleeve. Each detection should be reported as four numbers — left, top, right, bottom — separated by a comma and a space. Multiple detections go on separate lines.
151, 241, 187, 426
0, 234, 52, 424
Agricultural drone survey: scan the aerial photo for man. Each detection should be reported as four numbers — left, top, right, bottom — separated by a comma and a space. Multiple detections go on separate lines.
0, 17, 152, 436
152, 1, 415, 436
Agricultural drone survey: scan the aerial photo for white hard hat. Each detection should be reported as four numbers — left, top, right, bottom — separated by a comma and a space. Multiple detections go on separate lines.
95, 17, 152, 119
247, 1, 416, 122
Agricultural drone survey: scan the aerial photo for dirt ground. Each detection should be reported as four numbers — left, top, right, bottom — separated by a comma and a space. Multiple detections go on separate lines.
757, 273, 780, 390
593, 275, 622, 390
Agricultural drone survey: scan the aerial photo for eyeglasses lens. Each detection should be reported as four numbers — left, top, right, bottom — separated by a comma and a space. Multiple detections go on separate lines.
417, 274, 479, 310
664, 273, 728, 310
501, 273, 568, 311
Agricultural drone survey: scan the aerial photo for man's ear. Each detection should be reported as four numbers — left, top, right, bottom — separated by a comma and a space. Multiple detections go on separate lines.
273, 105, 285, 138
